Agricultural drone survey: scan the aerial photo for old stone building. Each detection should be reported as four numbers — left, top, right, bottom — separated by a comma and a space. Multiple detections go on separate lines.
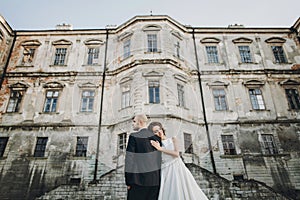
0, 14, 300, 199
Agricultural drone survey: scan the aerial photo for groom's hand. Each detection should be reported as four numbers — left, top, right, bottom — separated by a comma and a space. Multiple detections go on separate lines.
127, 186, 131, 190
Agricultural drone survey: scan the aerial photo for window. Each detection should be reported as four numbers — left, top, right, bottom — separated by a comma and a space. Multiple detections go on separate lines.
43, 90, 59, 112
175, 41, 180, 58
147, 34, 158, 52
272, 46, 287, 63
122, 90, 130, 108
206, 46, 219, 63
261, 134, 278, 154
238, 46, 252, 63
118, 133, 127, 153
177, 84, 185, 107
285, 89, 300, 110
149, 81, 160, 103
7, 89, 25, 113
75, 137, 88, 157
80, 90, 95, 112
54, 48, 67, 65
34, 137, 48, 157
20, 40, 41, 65
87, 47, 99, 65
22, 48, 35, 64
184, 133, 193, 154
0, 137, 9, 157
221, 135, 236, 155
213, 89, 228, 111
249, 88, 265, 110
123, 39, 131, 59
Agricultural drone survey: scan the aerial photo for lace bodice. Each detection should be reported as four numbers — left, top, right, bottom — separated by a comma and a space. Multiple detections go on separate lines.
161, 137, 178, 166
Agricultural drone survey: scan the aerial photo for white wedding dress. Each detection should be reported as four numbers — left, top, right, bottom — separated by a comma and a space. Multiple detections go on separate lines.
158, 138, 208, 200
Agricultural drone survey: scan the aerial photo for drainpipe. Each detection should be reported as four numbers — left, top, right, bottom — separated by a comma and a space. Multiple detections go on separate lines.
91, 28, 109, 183
192, 28, 217, 174
0, 31, 16, 90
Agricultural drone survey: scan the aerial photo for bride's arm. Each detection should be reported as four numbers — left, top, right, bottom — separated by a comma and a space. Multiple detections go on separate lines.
150, 137, 180, 157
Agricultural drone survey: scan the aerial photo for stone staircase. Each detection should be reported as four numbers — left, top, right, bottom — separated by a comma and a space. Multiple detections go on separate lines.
36, 163, 293, 200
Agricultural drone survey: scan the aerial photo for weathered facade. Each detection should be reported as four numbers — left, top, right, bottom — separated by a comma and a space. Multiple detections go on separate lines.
0, 15, 300, 199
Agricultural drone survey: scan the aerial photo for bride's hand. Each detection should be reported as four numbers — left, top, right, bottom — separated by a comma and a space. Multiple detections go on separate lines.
150, 140, 162, 151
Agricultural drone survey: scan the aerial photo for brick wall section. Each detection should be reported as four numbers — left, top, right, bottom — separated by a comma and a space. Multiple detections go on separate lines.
37, 164, 291, 200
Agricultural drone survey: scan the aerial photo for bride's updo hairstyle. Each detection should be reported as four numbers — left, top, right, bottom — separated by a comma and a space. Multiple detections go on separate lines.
148, 121, 166, 136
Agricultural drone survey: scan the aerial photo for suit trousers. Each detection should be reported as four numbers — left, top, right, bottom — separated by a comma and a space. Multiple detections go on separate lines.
127, 185, 160, 200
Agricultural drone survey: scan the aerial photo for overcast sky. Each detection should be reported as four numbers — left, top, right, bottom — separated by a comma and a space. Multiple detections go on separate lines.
1, 0, 299, 30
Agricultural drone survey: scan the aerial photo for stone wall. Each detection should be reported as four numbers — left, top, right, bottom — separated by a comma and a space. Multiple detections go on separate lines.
36, 164, 292, 200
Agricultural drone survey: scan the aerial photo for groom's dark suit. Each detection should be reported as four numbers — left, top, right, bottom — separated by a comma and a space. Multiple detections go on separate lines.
125, 128, 162, 200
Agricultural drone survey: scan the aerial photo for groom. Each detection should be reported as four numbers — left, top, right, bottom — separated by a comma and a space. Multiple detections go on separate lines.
125, 114, 162, 200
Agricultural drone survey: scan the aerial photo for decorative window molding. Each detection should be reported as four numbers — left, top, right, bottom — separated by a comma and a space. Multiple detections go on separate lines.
243, 80, 265, 86
232, 37, 253, 44
8, 82, 29, 89
119, 77, 133, 85
265, 37, 286, 44
142, 71, 164, 78
43, 81, 65, 89
171, 30, 183, 40
84, 39, 104, 45
21, 40, 41, 46
200, 37, 221, 44
52, 39, 72, 46
142, 24, 162, 32
78, 82, 98, 89
279, 79, 300, 86
207, 81, 229, 87
174, 74, 187, 83
118, 32, 133, 41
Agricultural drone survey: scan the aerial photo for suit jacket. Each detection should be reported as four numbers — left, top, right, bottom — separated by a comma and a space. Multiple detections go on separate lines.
125, 128, 162, 186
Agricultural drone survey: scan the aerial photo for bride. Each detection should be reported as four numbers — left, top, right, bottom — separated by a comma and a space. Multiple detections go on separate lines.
148, 122, 208, 200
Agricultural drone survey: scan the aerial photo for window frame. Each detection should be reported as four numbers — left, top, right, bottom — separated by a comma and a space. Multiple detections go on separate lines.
0, 137, 9, 157
285, 88, 300, 110
212, 88, 228, 111
123, 39, 131, 59
271, 45, 288, 64
75, 137, 88, 157
53, 47, 67, 66
6, 88, 26, 113
148, 80, 160, 104
238, 45, 252, 63
205, 45, 219, 64
87, 47, 100, 65
147, 34, 158, 53
261, 134, 278, 155
118, 133, 127, 154
34, 137, 48, 157
249, 88, 266, 110
80, 90, 95, 112
184, 133, 193, 154
265, 37, 288, 64
51, 40, 72, 66
43, 90, 60, 113
20, 40, 41, 66
221, 135, 237, 155
177, 83, 185, 107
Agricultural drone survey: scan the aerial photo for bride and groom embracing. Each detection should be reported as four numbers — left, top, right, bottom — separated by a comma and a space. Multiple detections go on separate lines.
125, 114, 208, 200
